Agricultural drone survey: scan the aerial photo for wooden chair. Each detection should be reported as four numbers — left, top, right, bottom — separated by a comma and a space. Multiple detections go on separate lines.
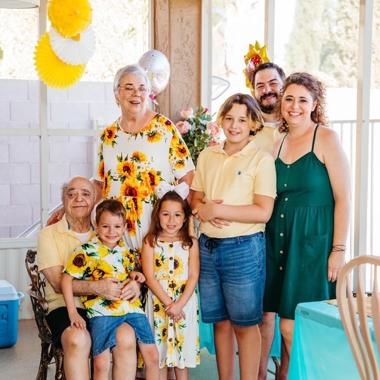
336, 255, 380, 380
25, 249, 65, 380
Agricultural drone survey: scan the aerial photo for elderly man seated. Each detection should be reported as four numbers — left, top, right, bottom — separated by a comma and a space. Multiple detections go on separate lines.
37, 176, 141, 380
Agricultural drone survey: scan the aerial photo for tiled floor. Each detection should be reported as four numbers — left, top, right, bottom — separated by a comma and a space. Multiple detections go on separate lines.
0, 320, 276, 379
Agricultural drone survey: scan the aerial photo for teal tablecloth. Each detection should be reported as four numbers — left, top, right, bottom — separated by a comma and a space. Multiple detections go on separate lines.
289, 301, 366, 380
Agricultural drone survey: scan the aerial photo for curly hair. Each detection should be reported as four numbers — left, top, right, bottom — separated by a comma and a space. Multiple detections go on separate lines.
144, 191, 193, 249
280, 72, 327, 133
216, 93, 264, 135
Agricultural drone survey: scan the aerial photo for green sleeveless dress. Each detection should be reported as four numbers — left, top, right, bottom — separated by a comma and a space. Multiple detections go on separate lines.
264, 125, 336, 319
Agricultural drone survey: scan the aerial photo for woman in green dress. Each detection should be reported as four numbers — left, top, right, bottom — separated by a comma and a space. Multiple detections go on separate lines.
264, 72, 350, 379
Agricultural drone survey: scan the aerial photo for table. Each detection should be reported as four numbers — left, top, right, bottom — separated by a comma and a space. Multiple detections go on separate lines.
289, 301, 366, 380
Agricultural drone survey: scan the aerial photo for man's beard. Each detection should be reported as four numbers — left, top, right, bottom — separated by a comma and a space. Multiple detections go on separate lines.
258, 93, 278, 114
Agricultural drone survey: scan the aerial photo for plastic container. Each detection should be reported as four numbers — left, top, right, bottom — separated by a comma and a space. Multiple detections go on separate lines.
0, 280, 24, 348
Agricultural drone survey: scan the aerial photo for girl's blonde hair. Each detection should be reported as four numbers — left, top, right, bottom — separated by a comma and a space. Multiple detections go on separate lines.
216, 93, 264, 135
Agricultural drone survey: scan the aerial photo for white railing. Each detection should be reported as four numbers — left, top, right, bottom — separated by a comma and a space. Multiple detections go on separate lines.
330, 119, 380, 260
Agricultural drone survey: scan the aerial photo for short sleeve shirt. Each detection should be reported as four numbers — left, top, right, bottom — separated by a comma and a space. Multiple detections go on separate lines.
37, 216, 96, 312
191, 139, 276, 238
64, 236, 144, 318
95, 114, 195, 251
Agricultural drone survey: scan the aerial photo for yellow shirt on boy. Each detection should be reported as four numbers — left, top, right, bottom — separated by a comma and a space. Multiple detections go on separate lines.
191, 138, 276, 238
64, 236, 144, 318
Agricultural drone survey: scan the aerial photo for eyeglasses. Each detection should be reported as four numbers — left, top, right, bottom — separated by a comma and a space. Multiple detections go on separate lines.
118, 85, 148, 95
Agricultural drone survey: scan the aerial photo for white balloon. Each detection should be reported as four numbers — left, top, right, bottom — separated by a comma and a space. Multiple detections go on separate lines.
49, 26, 95, 65
138, 49, 170, 95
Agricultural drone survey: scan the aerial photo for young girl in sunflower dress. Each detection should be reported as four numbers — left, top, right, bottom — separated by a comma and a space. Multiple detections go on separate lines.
142, 183, 200, 379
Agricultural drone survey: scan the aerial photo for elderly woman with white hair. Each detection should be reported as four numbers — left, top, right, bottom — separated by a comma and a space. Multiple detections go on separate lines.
93, 64, 194, 260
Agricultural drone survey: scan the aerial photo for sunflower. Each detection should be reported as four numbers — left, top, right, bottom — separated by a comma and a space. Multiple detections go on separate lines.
175, 331, 185, 350
129, 298, 142, 309
173, 256, 184, 276
103, 172, 112, 198
131, 151, 147, 163
124, 197, 143, 220
92, 260, 113, 279
140, 169, 161, 193
102, 126, 118, 146
83, 296, 98, 311
117, 160, 136, 178
153, 299, 166, 320
126, 217, 137, 236
123, 249, 136, 272
175, 160, 185, 170
154, 253, 169, 274
175, 142, 189, 159
170, 134, 180, 147
147, 130, 163, 143
97, 245, 109, 259
119, 178, 141, 198
98, 160, 104, 179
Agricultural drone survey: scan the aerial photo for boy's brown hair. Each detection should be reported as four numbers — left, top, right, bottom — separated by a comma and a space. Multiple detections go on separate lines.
95, 199, 126, 224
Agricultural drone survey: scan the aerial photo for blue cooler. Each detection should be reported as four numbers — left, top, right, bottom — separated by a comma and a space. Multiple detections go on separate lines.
0, 280, 24, 348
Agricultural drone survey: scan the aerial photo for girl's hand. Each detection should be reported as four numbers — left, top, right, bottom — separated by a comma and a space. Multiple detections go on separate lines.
69, 311, 86, 329
165, 301, 185, 321
129, 271, 146, 283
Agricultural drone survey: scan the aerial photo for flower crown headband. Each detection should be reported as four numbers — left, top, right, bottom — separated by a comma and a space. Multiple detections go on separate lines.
156, 182, 189, 200
243, 41, 270, 91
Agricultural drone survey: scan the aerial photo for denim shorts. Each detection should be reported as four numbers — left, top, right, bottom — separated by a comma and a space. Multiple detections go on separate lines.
89, 313, 155, 357
199, 232, 265, 326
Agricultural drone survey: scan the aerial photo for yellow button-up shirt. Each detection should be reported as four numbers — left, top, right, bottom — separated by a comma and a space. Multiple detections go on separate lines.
37, 216, 95, 312
191, 139, 276, 238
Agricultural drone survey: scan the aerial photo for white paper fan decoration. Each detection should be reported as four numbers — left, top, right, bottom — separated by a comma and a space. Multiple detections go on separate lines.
49, 26, 95, 65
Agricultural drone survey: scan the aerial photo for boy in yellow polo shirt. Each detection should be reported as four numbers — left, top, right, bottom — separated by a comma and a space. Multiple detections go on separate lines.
191, 93, 276, 380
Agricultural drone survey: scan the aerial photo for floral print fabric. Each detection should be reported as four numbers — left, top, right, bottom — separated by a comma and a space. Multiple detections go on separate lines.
146, 241, 200, 369
96, 114, 195, 259
64, 236, 144, 318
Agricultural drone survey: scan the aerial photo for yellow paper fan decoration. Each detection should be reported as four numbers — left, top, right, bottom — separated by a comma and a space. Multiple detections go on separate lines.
243, 41, 270, 90
35, 32, 85, 89
48, 0, 92, 38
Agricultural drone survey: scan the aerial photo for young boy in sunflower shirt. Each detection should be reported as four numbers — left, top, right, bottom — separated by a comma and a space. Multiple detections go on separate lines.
62, 199, 160, 379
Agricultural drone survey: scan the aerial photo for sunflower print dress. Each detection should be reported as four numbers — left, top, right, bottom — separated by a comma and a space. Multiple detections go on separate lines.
96, 114, 195, 264
146, 240, 200, 369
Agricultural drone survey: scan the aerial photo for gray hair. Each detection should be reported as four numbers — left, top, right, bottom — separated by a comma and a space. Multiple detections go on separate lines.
113, 64, 151, 98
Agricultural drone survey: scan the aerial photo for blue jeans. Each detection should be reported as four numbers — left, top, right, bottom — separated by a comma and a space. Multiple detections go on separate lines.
199, 232, 266, 326
89, 313, 155, 357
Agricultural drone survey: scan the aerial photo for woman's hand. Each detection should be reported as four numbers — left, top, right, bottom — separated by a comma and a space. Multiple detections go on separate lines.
46, 206, 64, 226
165, 301, 185, 321
69, 311, 86, 329
328, 250, 346, 282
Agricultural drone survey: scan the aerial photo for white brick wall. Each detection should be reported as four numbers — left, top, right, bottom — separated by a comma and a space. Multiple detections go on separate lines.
0, 79, 118, 238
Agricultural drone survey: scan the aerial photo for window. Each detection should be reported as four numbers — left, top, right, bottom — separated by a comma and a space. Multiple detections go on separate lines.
0, 1, 149, 241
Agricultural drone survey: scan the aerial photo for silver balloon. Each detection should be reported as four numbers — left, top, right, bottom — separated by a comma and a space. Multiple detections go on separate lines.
138, 49, 170, 95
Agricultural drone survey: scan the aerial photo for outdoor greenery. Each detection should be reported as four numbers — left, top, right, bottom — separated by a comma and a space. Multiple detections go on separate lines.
286, 0, 380, 88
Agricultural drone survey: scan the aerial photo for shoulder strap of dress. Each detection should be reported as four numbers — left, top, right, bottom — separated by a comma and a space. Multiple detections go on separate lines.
277, 133, 288, 158
311, 124, 319, 152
